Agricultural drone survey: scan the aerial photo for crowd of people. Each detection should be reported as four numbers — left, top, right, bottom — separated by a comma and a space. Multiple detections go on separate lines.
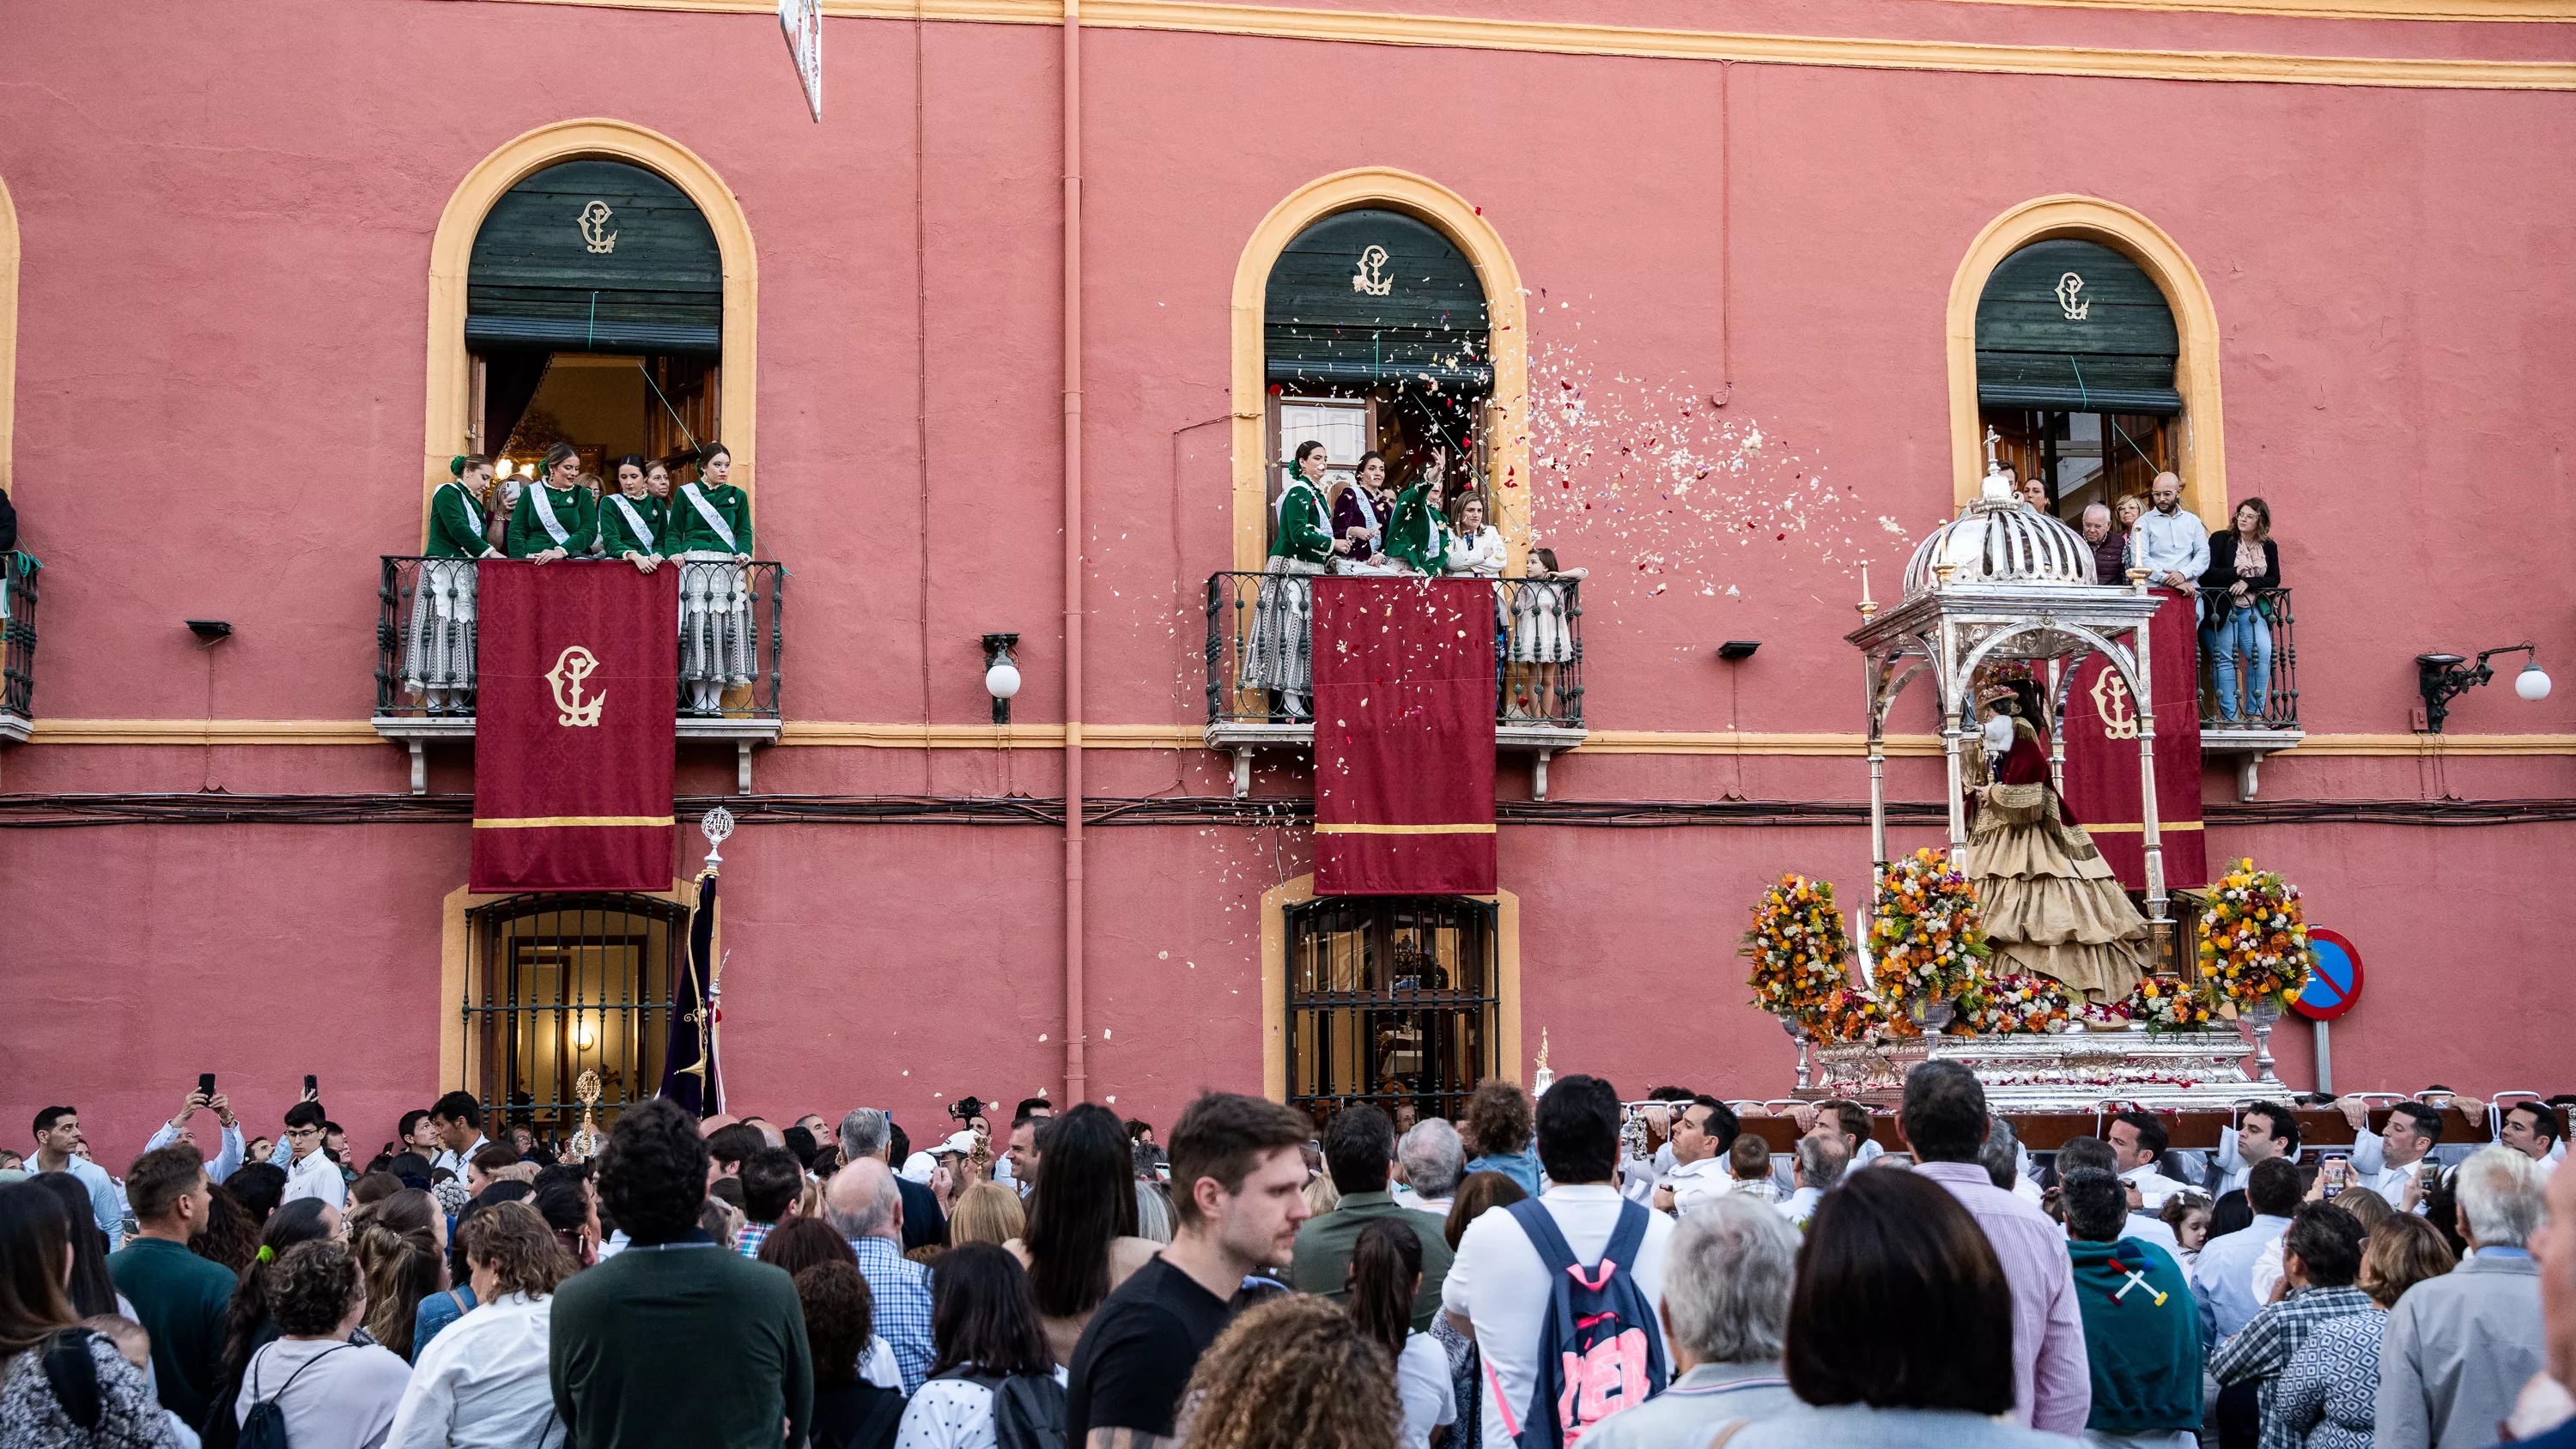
3, 1072, 2569, 1449
406, 440, 756, 716
1242, 440, 1588, 723
2056, 468, 2286, 726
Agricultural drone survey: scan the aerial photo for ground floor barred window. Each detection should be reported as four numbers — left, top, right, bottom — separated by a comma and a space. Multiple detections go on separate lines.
1285, 895, 1498, 1129
466, 892, 683, 1137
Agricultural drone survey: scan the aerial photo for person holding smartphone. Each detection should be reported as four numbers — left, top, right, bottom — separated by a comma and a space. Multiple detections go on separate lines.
2338, 1096, 2448, 1203
143, 1076, 245, 1182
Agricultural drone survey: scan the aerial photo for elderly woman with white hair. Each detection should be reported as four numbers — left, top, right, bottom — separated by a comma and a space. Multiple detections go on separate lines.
1578, 1194, 1801, 1448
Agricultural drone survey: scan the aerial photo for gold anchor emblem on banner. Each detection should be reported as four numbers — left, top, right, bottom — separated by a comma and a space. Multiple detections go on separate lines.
2091, 670, 2139, 739
547, 645, 607, 727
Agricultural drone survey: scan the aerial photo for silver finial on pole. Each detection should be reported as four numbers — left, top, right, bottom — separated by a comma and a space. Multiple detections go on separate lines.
701, 805, 736, 872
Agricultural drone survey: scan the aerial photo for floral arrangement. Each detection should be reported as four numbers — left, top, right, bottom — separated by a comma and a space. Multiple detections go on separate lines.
2119, 973, 2220, 1032
1816, 985, 1911, 1043
2198, 858, 2312, 1015
1952, 973, 2075, 1035
1868, 847, 1991, 1009
1741, 874, 1852, 1019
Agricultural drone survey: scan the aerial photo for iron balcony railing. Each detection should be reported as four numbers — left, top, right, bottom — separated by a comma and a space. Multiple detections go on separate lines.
375, 556, 786, 720
2, 551, 38, 721
1205, 571, 1584, 729
2199, 587, 2296, 730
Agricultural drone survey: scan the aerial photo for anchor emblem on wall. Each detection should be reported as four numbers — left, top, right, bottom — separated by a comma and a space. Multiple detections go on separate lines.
2090, 670, 2139, 739
547, 645, 608, 727
2056, 271, 2090, 320
1352, 244, 1392, 296
578, 199, 618, 254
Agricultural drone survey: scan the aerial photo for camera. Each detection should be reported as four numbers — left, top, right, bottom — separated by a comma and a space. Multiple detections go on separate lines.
947, 1096, 987, 1125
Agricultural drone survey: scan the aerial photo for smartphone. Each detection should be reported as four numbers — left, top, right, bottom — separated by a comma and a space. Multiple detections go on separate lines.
304, 1074, 318, 1096
2321, 1155, 2350, 1197
198, 1073, 216, 1098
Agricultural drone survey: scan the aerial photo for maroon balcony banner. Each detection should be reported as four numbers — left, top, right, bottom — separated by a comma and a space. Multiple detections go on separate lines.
471, 561, 678, 892
2062, 588, 2208, 890
1313, 577, 1497, 896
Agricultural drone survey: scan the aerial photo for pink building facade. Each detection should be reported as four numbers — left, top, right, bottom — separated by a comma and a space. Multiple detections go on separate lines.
4, 0, 2573, 1169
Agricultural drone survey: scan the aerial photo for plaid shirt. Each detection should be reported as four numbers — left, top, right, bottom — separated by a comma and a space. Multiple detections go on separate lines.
2209, 1284, 2378, 1449
735, 1219, 775, 1259
849, 1235, 935, 1392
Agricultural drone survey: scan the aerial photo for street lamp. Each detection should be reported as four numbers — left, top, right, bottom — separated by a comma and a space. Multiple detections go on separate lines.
981, 634, 1022, 724
2415, 645, 2550, 734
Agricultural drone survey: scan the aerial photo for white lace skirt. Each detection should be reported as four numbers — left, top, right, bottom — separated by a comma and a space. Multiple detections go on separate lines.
677, 553, 755, 686
403, 558, 478, 696
1510, 580, 1575, 664
1238, 557, 1323, 694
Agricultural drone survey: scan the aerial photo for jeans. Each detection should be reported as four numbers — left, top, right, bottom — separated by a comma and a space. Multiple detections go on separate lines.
2204, 604, 2272, 719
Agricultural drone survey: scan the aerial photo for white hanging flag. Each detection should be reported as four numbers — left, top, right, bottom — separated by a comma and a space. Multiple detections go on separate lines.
780, 0, 823, 122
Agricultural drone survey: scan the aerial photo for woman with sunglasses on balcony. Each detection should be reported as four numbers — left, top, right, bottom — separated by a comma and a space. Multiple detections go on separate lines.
599, 454, 668, 575
668, 443, 756, 716
406, 453, 502, 715
2199, 497, 2281, 725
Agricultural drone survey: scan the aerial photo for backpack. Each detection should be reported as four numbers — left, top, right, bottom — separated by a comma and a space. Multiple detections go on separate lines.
1489, 1196, 1668, 1448
237, 1343, 349, 1449
933, 1367, 1066, 1449
37, 1329, 101, 1432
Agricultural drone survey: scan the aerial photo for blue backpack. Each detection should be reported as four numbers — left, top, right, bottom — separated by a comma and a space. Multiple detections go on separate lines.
1492, 1196, 1668, 1447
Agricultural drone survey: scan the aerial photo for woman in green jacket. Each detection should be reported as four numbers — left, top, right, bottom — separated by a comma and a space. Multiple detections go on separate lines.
406, 453, 501, 713
1238, 440, 1336, 720
1382, 446, 1455, 575
598, 454, 668, 573
505, 443, 599, 561
668, 443, 755, 714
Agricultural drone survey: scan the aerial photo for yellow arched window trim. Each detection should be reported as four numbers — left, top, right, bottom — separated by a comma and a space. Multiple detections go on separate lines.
1230, 168, 1530, 576
0, 173, 19, 497
1947, 195, 2230, 531
1258, 872, 1523, 1103
422, 119, 759, 539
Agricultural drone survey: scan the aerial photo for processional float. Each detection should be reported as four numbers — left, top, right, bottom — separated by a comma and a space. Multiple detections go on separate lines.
1801, 441, 2283, 1110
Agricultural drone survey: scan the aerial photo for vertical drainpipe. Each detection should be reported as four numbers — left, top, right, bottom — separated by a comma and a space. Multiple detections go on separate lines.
1061, 0, 1089, 1107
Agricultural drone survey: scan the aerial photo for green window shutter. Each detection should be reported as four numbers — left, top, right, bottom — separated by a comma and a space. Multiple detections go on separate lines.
1266, 209, 1491, 392
1976, 239, 2181, 415
467, 161, 722, 355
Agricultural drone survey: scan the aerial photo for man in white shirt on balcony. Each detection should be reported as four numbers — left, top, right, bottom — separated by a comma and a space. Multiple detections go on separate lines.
2128, 472, 2209, 612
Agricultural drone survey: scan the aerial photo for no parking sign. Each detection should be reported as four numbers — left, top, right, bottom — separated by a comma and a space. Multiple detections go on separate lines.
2291, 928, 2364, 1021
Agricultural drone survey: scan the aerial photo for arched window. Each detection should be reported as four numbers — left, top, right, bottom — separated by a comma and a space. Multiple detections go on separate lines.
1263, 208, 1491, 520
424, 119, 760, 525
1285, 895, 1498, 1126
1977, 239, 2180, 522
467, 159, 725, 485
466, 892, 687, 1139
1946, 196, 2226, 530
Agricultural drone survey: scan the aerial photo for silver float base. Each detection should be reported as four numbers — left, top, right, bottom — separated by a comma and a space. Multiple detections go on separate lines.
1808, 1028, 2269, 1112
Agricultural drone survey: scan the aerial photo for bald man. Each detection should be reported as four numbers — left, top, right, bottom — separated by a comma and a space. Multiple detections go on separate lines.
824, 1160, 933, 1391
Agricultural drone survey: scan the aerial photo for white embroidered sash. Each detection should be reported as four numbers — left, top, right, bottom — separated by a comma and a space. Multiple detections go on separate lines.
681, 483, 738, 552
529, 486, 571, 547
610, 494, 657, 553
